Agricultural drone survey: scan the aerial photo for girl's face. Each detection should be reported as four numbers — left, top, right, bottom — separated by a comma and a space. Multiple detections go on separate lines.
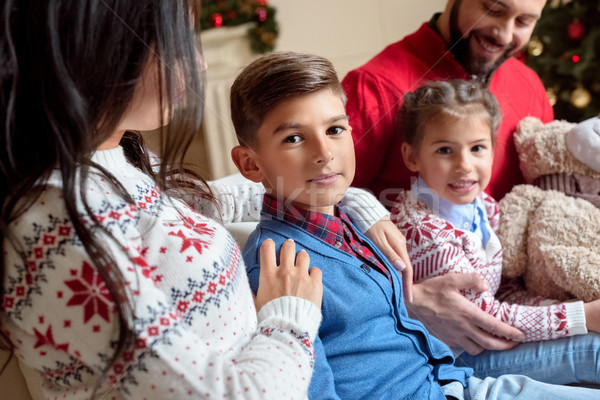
402, 112, 494, 205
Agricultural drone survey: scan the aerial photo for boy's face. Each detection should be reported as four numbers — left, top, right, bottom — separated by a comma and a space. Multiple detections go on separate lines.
248, 89, 355, 215
402, 113, 493, 205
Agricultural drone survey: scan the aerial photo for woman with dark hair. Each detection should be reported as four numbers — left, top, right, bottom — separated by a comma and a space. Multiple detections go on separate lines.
0, 1, 322, 398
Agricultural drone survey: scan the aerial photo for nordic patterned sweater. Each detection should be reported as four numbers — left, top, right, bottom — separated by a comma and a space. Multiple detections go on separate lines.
1, 146, 321, 400
390, 189, 587, 343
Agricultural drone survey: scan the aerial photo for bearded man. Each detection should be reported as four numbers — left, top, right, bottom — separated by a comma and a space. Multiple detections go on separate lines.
342, 0, 552, 372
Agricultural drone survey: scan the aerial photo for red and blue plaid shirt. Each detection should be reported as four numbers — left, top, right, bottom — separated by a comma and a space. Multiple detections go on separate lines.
262, 195, 393, 285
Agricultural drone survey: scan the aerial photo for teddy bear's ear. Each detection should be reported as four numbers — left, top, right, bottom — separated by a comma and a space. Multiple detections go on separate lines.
514, 117, 579, 183
514, 117, 546, 183
515, 116, 544, 149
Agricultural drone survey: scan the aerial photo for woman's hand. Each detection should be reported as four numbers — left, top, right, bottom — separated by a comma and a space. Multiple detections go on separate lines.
254, 239, 323, 311
408, 273, 526, 355
365, 217, 413, 303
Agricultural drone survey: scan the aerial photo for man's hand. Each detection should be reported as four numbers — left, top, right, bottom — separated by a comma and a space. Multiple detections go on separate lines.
365, 217, 413, 303
408, 273, 526, 355
255, 239, 323, 311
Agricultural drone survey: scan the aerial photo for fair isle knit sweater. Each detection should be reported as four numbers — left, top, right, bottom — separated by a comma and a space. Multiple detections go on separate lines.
391, 189, 587, 343
1, 146, 321, 400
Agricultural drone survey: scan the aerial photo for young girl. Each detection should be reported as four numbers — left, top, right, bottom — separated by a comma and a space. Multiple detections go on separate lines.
0, 1, 324, 399
392, 79, 600, 385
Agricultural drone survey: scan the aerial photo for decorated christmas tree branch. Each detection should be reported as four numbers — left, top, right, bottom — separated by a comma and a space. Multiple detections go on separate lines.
200, 0, 279, 54
524, 0, 600, 122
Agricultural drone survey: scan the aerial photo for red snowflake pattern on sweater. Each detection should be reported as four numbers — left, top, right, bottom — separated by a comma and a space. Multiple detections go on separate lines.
64, 261, 113, 323
128, 247, 162, 284
391, 190, 582, 343
33, 325, 69, 352
168, 229, 213, 254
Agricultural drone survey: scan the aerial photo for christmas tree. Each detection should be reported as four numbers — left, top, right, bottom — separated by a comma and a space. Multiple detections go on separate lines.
525, 0, 600, 122
199, 0, 279, 54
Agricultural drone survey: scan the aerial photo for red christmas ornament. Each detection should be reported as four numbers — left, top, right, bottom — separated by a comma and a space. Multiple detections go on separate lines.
255, 7, 267, 22
256, 0, 268, 5
568, 18, 585, 40
572, 54, 580, 63
211, 13, 223, 28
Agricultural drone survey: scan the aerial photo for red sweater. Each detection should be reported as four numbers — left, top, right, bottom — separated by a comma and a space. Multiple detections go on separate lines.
342, 22, 554, 203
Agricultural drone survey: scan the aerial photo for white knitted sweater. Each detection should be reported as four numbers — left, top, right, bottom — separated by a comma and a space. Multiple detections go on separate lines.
2, 146, 321, 399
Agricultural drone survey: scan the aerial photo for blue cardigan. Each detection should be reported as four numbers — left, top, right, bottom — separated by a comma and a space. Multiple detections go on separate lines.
243, 215, 472, 400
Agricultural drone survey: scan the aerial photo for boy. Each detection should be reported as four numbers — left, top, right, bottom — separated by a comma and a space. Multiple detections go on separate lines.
229, 51, 598, 399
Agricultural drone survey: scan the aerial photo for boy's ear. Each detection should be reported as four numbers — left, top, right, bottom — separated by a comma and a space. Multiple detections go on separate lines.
401, 142, 420, 172
231, 145, 264, 183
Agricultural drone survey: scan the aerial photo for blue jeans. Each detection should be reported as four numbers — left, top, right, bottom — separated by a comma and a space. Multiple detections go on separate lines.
441, 375, 599, 400
455, 333, 600, 384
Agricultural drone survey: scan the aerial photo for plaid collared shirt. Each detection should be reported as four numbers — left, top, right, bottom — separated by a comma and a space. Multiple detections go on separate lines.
262, 195, 392, 285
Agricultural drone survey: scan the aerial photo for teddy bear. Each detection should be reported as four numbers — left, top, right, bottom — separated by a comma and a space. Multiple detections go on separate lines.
497, 116, 600, 302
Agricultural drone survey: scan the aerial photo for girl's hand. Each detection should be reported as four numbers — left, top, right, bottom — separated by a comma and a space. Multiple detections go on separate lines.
365, 217, 414, 303
584, 299, 600, 333
255, 239, 323, 311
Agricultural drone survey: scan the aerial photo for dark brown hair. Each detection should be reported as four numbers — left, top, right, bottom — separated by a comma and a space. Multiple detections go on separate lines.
230, 51, 346, 148
398, 79, 502, 147
0, 0, 208, 395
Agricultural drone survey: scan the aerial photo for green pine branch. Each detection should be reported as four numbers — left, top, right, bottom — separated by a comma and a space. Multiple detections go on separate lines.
526, 0, 600, 121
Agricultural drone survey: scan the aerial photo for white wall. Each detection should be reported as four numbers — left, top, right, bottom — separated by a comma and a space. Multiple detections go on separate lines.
270, 0, 447, 78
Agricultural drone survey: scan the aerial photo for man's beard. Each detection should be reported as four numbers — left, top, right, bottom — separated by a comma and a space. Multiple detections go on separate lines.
448, 0, 515, 85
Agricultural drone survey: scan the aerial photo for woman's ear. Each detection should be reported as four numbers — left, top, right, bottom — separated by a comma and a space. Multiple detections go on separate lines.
231, 145, 264, 183
401, 142, 420, 173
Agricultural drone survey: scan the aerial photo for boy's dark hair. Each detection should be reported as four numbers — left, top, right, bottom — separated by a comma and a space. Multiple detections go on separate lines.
230, 51, 346, 148
398, 79, 502, 147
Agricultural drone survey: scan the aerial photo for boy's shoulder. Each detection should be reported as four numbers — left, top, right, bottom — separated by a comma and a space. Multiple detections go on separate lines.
242, 219, 289, 292
242, 218, 309, 268
242, 216, 338, 292
245, 217, 298, 242
242, 214, 366, 273
243, 217, 336, 257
